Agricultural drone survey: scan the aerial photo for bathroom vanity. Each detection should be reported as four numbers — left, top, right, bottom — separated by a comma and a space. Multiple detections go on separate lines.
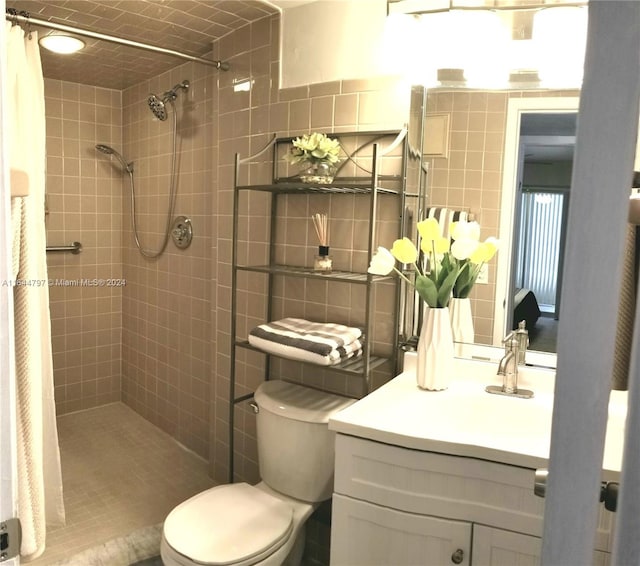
328, 357, 626, 565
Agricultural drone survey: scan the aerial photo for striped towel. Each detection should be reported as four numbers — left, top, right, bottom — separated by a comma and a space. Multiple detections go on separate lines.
248, 318, 363, 366
426, 207, 469, 239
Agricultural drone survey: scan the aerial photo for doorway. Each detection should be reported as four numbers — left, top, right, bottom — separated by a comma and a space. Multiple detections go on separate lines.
511, 113, 576, 352
494, 98, 579, 348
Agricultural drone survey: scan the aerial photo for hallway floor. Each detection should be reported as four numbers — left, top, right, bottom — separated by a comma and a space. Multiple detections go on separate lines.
30, 402, 215, 565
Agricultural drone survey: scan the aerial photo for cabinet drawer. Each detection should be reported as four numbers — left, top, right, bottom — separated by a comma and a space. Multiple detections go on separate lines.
331, 493, 471, 566
334, 434, 614, 550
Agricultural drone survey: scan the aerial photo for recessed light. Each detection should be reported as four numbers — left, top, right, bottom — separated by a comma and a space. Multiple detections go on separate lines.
39, 35, 85, 54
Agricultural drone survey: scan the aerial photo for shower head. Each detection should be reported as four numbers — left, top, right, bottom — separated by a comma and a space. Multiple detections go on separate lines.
95, 144, 133, 173
147, 94, 168, 121
147, 80, 190, 121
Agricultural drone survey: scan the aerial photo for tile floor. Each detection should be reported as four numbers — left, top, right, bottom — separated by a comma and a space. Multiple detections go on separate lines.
30, 402, 215, 565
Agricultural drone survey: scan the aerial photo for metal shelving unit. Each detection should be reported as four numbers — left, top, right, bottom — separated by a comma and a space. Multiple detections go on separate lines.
228, 130, 408, 482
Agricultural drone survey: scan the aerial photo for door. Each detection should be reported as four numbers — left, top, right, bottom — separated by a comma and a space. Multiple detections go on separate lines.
0, 1, 20, 564
331, 494, 471, 566
473, 525, 611, 566
541, 4, 640, 565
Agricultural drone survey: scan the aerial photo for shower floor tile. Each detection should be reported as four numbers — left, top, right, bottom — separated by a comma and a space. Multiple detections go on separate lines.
29, 402, 215, 565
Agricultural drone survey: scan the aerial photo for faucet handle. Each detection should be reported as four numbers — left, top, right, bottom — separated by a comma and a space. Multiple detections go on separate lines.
502, 331, 515, 345
506, 336, 519, 355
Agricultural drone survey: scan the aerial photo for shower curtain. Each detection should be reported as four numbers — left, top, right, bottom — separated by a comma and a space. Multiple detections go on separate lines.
5, 22, 65, 560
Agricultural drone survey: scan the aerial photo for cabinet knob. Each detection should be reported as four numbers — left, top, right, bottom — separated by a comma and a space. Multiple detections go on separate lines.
451, 548, 464, 564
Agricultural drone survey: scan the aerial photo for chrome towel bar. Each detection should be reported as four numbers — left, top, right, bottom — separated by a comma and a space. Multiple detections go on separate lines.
46, 242, 82, 254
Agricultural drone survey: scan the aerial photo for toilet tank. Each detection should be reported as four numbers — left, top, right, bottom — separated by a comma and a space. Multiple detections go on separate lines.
253, 380, 356, 503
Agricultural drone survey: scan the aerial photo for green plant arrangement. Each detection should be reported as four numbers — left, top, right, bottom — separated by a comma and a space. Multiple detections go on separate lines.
284, 132, 341, 166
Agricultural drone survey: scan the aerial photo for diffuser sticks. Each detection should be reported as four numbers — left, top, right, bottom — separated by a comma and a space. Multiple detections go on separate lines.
311, 213, 332, 273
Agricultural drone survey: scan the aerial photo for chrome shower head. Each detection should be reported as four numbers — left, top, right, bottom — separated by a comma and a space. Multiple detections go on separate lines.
95, 144, 133, 173
147, 94, 168, 121
147, 80, 190, 121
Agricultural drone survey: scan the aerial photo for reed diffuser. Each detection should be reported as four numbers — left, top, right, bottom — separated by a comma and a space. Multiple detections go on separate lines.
311, 213, 332, 273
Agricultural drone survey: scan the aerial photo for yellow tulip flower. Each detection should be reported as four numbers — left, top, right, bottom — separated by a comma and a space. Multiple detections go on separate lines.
417, 218, 441, 243
390, 237, 419, 264
469, 237, 499, 264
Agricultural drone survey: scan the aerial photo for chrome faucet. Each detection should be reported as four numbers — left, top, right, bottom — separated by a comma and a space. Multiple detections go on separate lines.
497, 335, 519, 394
486, 325, 534, 399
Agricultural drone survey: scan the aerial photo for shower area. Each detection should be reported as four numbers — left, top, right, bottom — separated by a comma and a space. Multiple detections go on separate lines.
4, 1, 280, 563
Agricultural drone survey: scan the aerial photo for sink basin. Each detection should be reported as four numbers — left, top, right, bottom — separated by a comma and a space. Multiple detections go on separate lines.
329, 354, 627, 473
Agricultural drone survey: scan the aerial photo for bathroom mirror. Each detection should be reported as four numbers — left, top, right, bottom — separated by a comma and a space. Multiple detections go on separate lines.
402, 3, 589, 368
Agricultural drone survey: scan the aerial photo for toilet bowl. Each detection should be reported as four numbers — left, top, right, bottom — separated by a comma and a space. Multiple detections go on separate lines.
160, 380, 355, 566
161, 482, 313, 566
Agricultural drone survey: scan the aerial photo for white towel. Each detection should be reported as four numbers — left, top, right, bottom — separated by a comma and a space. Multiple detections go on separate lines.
248, 318, 363, 366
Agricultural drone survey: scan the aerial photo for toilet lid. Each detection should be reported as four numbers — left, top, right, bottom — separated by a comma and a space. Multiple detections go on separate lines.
163, 483, 293, 566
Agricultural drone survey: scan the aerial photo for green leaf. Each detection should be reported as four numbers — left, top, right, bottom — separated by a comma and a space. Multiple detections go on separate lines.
437, 264, 460, 307
415, 274, 438, 308
453, 261, 473, 296
456, 263, 480, 298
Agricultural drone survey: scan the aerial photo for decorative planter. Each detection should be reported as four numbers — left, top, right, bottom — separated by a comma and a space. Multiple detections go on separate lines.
449, 297, 475, 358
299, 161, 336, 184
416, 306, 454, 391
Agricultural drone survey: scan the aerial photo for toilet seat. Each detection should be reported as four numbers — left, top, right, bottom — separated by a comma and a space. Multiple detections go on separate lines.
162, 483, 294, 566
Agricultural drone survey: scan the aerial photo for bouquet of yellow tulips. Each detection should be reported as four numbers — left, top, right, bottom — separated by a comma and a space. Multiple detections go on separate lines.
368, 218, 499, 308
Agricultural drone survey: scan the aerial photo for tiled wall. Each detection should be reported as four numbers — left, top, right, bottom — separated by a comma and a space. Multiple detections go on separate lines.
426, 89, 579, 344
44, 79, 123, 415
210, 14, 410, 485
120, 63, 216, 459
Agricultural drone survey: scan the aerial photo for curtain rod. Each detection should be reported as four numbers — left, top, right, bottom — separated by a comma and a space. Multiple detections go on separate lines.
5, 10, 230, 71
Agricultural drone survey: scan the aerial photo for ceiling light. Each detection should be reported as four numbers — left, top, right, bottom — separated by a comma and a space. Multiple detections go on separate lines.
39, 35, 85, 54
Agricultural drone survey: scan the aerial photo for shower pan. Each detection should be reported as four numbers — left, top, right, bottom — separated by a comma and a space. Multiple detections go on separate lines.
96, 79, 192, 258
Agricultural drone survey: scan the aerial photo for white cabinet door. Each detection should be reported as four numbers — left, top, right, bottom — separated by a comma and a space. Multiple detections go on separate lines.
473, 525, 611, 566
472, 525, 541, 566
331, 494, 471, 566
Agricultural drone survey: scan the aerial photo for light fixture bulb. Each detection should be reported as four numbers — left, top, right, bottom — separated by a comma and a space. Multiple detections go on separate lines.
534, 6, 588, 87
39, 34, 85, 54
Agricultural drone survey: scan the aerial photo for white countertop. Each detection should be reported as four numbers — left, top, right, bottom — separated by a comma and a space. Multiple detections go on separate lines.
329, 355, 627, 475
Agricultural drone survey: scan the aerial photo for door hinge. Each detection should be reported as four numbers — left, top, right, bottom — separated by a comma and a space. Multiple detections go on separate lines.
0, 518, 21, 562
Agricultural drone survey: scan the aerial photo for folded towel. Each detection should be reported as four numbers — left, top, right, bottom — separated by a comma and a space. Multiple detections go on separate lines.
248, 318, 363, 366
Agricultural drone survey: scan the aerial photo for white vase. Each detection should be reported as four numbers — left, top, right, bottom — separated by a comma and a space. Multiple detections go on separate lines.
449, 297, 475, 358
416, 306, 454, 391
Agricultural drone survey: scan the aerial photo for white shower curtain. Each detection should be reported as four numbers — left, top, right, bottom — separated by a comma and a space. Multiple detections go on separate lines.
5, 22, 65, 560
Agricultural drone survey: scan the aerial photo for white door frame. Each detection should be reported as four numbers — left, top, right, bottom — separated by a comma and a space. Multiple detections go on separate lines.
0, 0, 20, 563
493, 96, 579, 345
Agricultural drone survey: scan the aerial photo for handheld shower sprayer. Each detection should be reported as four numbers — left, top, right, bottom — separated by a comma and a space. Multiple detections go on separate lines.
147, 79, 189, 121
95, 144, 133, 173
95, 77, 189, 259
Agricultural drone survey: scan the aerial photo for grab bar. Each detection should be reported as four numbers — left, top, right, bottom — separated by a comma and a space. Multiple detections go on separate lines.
46, 241, 82, 254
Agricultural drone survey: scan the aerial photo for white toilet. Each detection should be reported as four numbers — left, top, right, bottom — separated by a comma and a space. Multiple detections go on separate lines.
160, 380, 356, 566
